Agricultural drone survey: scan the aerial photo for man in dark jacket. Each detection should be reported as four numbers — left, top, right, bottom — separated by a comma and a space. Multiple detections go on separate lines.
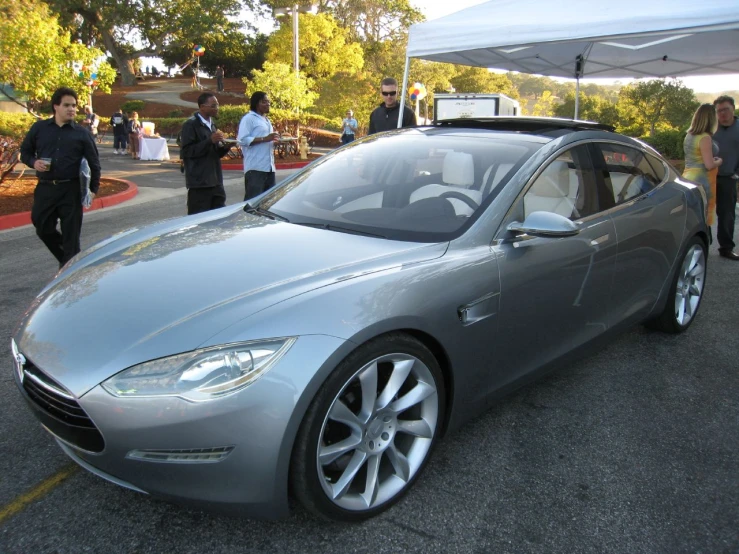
179, 92, 232, 215
368, 77, 417, 134
20, 87, 101, 268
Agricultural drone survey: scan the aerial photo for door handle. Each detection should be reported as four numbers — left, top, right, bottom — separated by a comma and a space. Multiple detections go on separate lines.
590, 234, 609, 246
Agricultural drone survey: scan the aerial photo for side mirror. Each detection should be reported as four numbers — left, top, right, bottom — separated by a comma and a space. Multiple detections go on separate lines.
507, 211, 580, 237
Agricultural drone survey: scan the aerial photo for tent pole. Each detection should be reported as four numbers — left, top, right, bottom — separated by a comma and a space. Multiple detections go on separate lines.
574, 77, 580, 119
398, 56, 411, 128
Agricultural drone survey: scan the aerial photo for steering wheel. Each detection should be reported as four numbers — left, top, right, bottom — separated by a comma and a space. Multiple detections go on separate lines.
438, 191, 480, 211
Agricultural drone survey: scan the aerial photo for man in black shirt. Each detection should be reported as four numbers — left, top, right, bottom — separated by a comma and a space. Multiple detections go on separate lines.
368, 77, 417, 135
20, 87, 101, 268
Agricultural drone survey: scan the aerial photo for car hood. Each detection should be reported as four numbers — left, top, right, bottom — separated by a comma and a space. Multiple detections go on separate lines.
16, 207, 447, 396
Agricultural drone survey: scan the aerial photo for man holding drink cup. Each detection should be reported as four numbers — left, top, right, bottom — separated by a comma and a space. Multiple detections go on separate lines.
20, 87, 101, 268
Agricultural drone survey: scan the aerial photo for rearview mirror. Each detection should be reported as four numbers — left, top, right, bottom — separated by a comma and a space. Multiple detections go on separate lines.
507, 211, 579, 237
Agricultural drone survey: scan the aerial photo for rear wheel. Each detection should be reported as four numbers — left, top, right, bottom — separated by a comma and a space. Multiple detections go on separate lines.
647, 236, 706, 333
291, 334, 445, 521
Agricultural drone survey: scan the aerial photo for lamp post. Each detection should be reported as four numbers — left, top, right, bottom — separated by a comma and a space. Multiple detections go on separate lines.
274, 4, 317, 137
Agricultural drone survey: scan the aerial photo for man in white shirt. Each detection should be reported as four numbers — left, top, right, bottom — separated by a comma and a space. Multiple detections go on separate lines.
237, 91, 280, 201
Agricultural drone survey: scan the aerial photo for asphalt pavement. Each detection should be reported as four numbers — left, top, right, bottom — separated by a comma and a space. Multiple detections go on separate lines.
0, 152, 737, 553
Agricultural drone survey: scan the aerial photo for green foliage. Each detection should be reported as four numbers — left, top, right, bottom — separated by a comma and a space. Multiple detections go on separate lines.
47, 0, 258, 85
267, 13, 364, 85
161, 33, 270, 78
121, 100, 145, 113
639, 129, 687, 160
450, 69, 519, 100
168, 109, 185, 118
553, 92, 619, 127
532, 91, 557, 117
0, 0, 115, 105
244, 62, 318, 113
618, 79, 698, 136
0, 112, 39, 140
141, 117, 190, 136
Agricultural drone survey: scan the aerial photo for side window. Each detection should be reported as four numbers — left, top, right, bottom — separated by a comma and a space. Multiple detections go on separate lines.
645, 153, 667, 183
597, 144, 660, 205
523, 146, 597, 221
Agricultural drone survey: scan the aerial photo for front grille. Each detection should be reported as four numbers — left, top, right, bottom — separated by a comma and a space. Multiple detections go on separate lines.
20, 358, 105, 453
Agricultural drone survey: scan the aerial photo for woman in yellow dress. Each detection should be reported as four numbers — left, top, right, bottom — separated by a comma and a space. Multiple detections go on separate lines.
683, 104, 722, 227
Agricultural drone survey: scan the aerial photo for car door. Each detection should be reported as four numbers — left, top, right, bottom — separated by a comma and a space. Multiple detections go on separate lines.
589, 142, 686, 327
490, 144, 618, 388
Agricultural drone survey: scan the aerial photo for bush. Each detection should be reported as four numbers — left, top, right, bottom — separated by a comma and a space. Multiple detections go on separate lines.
168, 109, 185, 118
120, 100, 145, 113
640, 129, 686, 160
0, 112, 38, 140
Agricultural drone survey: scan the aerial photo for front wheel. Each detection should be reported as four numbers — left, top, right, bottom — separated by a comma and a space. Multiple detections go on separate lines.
290, 334, 445, 521
647, 236, 707, 333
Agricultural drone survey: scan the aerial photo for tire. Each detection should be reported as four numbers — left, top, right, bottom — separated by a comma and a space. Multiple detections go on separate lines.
290, 333, 445, 521
647, 236, 707, 333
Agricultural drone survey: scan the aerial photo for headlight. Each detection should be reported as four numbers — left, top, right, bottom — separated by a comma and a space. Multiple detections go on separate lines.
102, 337, 296, 401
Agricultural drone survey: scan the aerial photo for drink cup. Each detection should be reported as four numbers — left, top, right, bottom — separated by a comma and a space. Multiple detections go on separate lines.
40, 158, 52, 171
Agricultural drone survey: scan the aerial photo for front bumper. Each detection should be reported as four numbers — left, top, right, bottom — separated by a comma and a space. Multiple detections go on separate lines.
17, 334, 348, 519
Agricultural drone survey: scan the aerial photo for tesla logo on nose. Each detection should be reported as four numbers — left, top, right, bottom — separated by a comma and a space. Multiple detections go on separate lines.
13, 352, 26, 383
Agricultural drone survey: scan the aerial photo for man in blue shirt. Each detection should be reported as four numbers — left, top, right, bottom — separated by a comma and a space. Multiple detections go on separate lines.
237, 91, 280, 201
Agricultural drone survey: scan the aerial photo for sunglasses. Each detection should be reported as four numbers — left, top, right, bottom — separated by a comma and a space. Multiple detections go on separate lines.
381, 90, 398, 96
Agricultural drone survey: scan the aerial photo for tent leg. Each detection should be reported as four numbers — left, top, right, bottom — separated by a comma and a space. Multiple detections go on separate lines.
574, 77, 580, 119
398, 56, 411, 128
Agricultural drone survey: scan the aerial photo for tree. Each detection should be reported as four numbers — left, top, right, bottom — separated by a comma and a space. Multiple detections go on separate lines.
266, 13, 364, 84
244, 61, 318, 112
553, 92, 619, 127
450, 68, 519, 100
618, 79, 698, 136
531, 90, 557, 116
0, 0, 114, 108
161, 32, 270, 78
46, 0, 257, 86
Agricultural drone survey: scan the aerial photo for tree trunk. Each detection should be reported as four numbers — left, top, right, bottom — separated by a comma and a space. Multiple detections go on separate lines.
118, 58, 137, 86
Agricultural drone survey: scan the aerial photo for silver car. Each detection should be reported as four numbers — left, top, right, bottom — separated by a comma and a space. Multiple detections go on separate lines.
12, 118, 708, 521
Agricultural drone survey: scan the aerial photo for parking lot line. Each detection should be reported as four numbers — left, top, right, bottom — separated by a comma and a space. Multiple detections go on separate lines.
0, 464, 78, 524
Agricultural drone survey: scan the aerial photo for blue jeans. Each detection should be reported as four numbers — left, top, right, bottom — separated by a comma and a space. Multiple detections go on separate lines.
244, 170, 276, 201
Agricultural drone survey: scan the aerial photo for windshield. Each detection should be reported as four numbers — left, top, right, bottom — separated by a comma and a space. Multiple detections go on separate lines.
260, 129, 542, 242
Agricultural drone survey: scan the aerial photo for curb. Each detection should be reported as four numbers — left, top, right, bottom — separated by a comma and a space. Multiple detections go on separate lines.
222, 160, 314, 171
0, 178, 138, 231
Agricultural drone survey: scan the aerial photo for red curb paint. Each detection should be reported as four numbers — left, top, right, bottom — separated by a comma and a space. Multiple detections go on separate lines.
0, 179, 139, 231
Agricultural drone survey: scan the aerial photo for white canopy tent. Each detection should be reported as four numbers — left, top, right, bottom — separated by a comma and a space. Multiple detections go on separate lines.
401, 0, 739, 120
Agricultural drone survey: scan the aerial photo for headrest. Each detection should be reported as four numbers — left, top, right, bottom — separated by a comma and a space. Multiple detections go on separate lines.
443, 152, 475, 187
532, 160, 569, 197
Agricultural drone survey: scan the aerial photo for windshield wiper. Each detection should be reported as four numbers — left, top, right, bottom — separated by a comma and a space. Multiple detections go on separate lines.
293, 221, 387, 239
243, 203, 289, 222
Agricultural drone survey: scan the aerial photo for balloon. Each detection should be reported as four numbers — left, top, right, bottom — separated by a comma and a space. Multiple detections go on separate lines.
91, 72, 97, 79
411, 93, 417, 100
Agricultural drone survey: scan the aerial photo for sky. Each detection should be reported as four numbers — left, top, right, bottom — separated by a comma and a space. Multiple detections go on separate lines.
411, 0, 739, 93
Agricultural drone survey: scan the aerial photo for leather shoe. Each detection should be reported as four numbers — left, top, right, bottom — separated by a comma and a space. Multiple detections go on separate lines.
718, 249, 739, 260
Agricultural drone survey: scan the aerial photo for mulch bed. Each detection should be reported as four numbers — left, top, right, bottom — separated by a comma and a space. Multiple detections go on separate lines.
0, 176, 128, 217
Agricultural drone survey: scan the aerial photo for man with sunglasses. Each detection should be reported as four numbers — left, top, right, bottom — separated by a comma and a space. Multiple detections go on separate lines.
368, 77, 417, 135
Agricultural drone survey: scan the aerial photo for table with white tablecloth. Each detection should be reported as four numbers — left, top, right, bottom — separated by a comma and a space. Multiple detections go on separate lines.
139, 137, 170, 161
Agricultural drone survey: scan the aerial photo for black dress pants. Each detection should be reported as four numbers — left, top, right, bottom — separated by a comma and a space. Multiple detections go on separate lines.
31, 180, 83, 267
715, 175, 737, 251
187, 185, 226, 215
